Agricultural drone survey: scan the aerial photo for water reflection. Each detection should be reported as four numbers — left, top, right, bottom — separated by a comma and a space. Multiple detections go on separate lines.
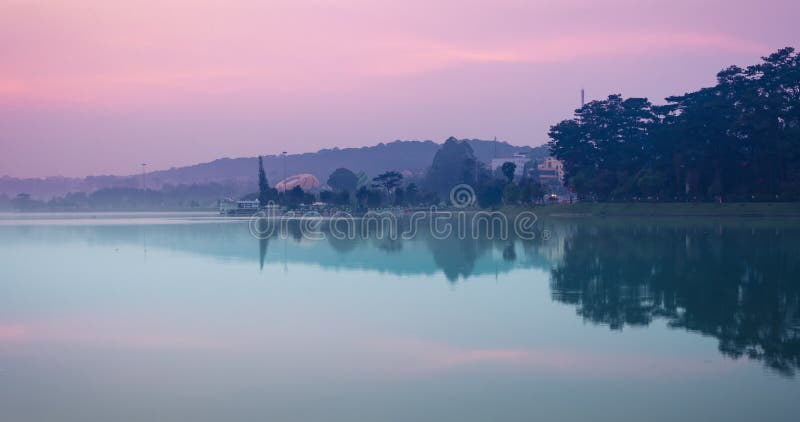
1, 217, 799, 378
256, 219, 269, 270
550, 220, 800, 377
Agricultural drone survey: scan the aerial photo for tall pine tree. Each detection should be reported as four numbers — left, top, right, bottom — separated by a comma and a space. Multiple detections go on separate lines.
258, 156, 270, 207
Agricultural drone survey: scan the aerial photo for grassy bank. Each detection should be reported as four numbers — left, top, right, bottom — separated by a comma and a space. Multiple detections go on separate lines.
503, 202, 800, 218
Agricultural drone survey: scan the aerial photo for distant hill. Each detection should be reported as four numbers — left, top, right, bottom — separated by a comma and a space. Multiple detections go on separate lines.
0, 139, 549, 199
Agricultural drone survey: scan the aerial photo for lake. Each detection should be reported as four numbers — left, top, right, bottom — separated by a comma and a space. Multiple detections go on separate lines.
1, 212, 798, 421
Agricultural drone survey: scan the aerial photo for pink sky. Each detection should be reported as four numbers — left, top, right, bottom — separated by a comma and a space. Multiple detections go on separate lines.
1, 0, 798, 177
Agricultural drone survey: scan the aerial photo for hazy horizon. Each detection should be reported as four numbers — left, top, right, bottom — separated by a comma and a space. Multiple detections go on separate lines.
1, 137, 538, 180
2, 0, 799, 178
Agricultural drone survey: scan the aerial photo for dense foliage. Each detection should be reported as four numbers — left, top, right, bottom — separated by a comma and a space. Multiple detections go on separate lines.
327, 168, 359, 192
548, 47, 800, 202
422, 137, 548, 208
424, 137, 483, 196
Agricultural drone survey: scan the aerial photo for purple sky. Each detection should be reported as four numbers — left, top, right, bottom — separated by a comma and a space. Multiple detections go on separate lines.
1, 0, 798, 178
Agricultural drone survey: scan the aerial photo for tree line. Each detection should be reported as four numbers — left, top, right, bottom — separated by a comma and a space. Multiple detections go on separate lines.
255, 157, 437, 209
422, 137, 551, 208
548, 47, 800, 202
249, 136, 553, 210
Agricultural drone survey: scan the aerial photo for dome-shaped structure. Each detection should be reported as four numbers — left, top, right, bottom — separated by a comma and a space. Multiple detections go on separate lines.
275, 173, 321, 192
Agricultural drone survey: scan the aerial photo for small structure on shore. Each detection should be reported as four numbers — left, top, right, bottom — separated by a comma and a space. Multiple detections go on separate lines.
219, 198, 260, 215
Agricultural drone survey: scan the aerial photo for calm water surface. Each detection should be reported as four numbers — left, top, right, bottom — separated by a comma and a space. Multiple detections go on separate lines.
1, 213, 798, 421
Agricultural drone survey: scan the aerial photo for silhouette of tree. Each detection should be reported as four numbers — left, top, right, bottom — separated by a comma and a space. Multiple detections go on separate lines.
501, 162, 516, 183
373, 171, 403, 195
327, 168, 359, 193
258, 156, 273, 206
425, 137, 481, 196
548, 47, 800, 202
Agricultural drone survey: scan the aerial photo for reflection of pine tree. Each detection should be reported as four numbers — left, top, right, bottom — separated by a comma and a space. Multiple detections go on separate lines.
426, 235, 487, 282
550, 222, 800, 376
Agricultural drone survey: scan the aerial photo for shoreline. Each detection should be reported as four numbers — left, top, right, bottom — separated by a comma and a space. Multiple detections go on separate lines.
5, 202, 800, 219
504, 202, 800, 218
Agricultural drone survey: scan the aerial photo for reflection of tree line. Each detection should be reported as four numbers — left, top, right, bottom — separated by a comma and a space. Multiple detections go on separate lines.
1, 221, 554, 278
327, 222, 543, 282
16, 220, 796, 375
550, 222, 800, 376
256, 217, 558, 282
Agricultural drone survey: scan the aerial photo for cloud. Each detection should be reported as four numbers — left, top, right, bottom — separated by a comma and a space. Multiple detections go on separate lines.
369, 30, 766, 75
0, 29, 766, 107
0, 324, 28, 342
1, 0, 793, 176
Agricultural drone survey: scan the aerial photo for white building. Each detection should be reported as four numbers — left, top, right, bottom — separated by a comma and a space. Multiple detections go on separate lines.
490, 153, 530, 177
536, 157, 564, 184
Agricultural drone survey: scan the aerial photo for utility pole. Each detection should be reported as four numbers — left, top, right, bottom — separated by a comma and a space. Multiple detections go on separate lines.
475, 155, 479, 186
281, 152, 287, 193
141, 163, 147, 190
581, 88, 585, 107
491, 136, 498, 177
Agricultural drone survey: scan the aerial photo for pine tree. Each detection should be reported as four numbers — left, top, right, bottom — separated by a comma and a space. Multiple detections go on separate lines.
258, 156, 270, 207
